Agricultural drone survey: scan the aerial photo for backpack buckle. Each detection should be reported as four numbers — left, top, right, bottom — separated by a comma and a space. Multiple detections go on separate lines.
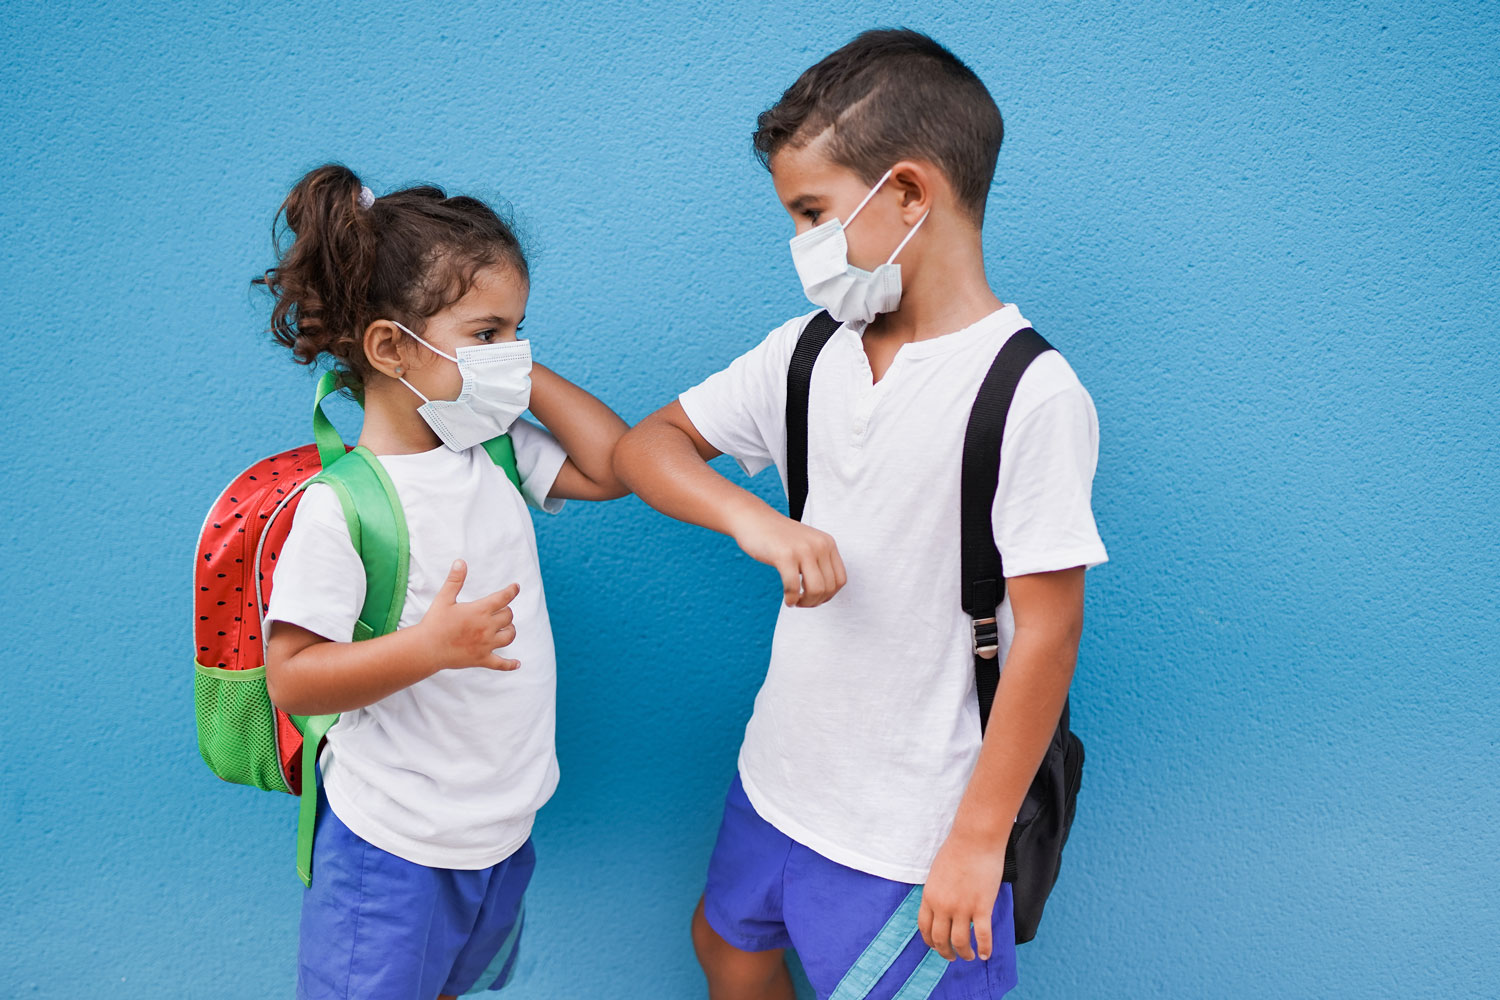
972, 617, 999, 659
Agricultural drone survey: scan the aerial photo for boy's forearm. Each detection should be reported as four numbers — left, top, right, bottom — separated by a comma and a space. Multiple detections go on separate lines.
527, 362, 629, 489
614, 417, 773, 539
949, 633, 1077, 847
268, 624, 440, 717
948, 569, 1086, 849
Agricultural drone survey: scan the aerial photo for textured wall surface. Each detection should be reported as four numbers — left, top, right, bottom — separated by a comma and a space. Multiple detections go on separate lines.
2, 2, 1496, 997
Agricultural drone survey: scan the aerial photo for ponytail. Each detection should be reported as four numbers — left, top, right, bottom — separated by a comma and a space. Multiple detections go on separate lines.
253, 165, 379, 382
253, 164, 526, 390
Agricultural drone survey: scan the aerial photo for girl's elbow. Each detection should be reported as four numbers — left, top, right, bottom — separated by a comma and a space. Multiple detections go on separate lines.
586, 472, 633, 501
265, 660, 309, 716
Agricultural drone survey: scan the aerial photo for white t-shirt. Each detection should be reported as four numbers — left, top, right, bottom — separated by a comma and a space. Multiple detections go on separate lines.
264, 418, 569, 870
678, 305, 1108, 883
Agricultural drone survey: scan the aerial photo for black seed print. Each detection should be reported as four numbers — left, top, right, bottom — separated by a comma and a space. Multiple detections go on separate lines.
199, 646, 208, 651
200, 586, 208, 592
217, 631, 226, 636
216, 601, 226, 606
216, 573, 226, 578
203, 554, 211, 561
199, 616, 208, 621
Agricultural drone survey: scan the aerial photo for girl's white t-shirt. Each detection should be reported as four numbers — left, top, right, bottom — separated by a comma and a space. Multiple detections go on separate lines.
677, 305, 1108, 883
264, 418, 568, 869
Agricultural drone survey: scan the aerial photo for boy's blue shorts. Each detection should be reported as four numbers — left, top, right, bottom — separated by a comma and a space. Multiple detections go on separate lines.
297, 796, 532, 999
704, 773, 1018, 1000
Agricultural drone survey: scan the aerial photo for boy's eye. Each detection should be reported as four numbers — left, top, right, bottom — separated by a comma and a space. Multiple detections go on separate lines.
804, 210, 822, 224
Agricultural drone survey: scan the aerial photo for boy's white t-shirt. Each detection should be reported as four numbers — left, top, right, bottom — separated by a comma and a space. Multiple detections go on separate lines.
264, 418, 568, 870
677, 305, 1107, 883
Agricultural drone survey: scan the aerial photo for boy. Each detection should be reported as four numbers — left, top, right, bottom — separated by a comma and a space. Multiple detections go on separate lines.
614, 29, 1106, 1000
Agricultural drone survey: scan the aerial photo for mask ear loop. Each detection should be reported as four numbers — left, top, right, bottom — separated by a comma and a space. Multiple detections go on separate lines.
389, 319, 454, 403
398, 376, 431, 404
885, 209, 931, 265
391, 320, 460, 363
843, 168, 895, 227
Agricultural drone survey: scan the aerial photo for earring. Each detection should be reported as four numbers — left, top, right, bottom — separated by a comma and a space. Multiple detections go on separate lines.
394, 366, 404, 376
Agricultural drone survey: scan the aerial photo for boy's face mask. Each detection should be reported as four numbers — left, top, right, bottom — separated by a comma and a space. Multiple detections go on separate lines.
392, 321, 532, 452
787, 168, 930, 326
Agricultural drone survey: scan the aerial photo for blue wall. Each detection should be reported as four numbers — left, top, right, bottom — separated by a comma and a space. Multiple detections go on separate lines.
2, 2, 1496, 997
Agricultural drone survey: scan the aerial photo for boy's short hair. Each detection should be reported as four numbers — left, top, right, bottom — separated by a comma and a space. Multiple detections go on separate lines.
753, 29, 1003, 225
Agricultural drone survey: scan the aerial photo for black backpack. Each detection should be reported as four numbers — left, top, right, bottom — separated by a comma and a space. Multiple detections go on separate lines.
784, 310, 1084, 945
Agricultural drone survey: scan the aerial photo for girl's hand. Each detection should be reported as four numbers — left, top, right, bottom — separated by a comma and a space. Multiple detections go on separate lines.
729, 506, 848, 607
418, 560, 521, 671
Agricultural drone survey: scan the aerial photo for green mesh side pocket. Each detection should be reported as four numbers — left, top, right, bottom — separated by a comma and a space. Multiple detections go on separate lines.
194, 662, 291, 794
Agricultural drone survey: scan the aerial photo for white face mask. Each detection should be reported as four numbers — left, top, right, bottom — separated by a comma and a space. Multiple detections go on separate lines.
788, 168, 930, 326
392, 321, 532, 452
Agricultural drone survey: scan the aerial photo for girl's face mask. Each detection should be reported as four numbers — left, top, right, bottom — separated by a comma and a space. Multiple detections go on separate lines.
787, 168, 929, 326
392, 321, 532, 452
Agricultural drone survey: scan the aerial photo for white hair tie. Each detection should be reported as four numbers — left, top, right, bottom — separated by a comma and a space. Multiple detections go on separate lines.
357, 185, 375, 209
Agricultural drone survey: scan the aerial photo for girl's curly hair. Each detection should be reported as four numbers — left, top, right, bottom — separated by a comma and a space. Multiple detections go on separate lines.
253, 164, 528, 389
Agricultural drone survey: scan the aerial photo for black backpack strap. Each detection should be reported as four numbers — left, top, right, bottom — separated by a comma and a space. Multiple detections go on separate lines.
785, 310, 841, 522
960, 327, 1056, 732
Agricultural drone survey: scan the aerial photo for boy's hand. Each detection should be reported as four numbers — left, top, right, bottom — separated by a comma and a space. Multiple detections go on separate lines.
918, 828, 1006, 962
417, 560, 522, 671
730, 507, 848, 607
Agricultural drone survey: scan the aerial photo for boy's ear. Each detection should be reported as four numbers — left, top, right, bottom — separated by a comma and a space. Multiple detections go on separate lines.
364, 320, 416, 379
888, 160, 935, 224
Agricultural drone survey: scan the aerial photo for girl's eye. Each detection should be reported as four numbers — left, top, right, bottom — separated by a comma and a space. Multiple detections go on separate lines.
475, 329, 496, 343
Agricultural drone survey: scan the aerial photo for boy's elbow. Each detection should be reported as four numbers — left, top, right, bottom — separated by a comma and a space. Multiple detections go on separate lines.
612, 423, 653, 491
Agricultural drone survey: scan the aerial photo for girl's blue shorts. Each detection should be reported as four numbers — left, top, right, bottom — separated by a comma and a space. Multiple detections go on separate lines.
703, 773, 1018, 1000
297, 796, 533, 999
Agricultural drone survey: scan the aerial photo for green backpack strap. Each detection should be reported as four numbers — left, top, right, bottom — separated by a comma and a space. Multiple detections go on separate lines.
292, 372, 411, 887
481, 434, 522, 489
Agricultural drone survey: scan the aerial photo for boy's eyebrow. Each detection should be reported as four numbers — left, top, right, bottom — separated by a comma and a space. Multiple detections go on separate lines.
787, 194, 822, 213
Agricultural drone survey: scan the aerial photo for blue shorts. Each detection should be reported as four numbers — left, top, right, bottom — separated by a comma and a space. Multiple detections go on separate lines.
704, 773, 1018, 1000
297, 796, 532, 999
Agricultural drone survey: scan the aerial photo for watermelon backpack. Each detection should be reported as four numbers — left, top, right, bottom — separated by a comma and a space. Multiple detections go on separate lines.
193, 370, 520, 886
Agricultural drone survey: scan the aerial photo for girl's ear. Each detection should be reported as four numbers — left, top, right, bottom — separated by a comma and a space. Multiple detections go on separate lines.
364, 320, 413, 379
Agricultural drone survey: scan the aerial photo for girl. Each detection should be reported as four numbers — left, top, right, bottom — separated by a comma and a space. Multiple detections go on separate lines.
256, 164, 628, 999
